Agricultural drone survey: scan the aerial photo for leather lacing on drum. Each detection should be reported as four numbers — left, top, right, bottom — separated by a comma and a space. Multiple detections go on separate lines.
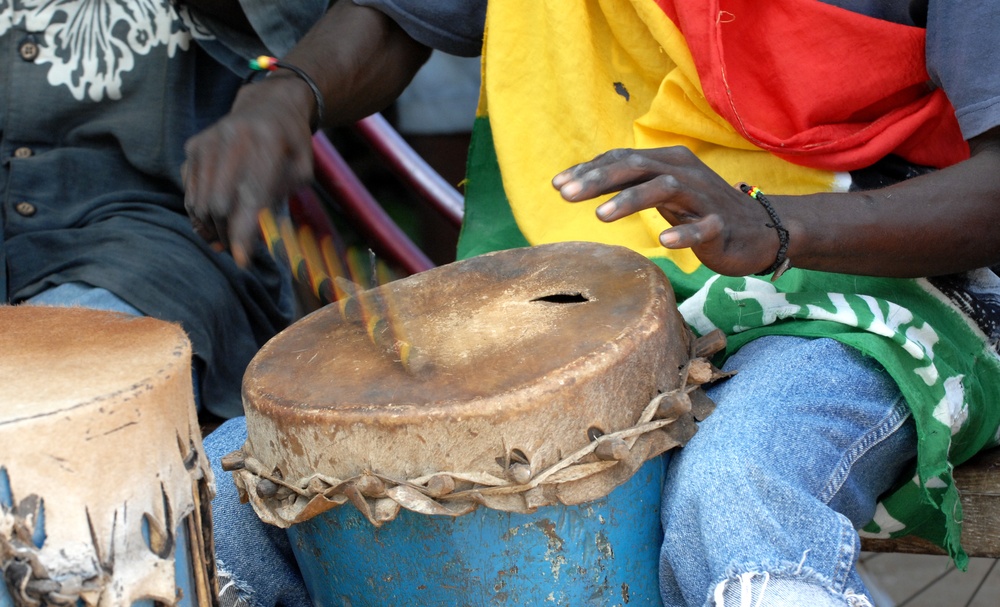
224, 332, 732, 529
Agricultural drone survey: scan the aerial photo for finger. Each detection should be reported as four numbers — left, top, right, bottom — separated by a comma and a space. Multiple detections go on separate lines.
199, 126, 281, 257
658, 214, 723, 249
228, 181, 265, 268
183, 137, 221, 241
553, 148, 648, 194
593, 168, 701, 222
187, 212, 219, 246
185, 187, 219, 245
554, 147, 700, 201
203, 123, 249, 221
226, 150, 301, 264
556, 150, 655, 201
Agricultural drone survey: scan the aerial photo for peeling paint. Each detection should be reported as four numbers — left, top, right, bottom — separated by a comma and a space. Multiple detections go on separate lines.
595, 530, 614, 559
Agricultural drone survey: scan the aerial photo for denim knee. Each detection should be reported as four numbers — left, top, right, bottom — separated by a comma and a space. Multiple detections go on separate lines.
658, 335, 914, 606
708, 559, 873, 607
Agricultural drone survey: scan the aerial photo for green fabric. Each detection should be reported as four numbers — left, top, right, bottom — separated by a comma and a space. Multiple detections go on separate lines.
456, 118, 530, 260
459, 116, 1000, 569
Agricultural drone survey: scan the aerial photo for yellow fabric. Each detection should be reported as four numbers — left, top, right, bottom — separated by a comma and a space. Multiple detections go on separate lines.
482, 0, 837, 275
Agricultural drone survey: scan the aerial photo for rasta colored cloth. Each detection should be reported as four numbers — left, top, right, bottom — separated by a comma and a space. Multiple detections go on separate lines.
457, 0, 1000, 568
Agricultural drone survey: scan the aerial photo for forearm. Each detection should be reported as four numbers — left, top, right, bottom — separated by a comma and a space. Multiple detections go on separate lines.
183, 1, 432, 264
264, 1, 431, 128
774, 130, 1000, 278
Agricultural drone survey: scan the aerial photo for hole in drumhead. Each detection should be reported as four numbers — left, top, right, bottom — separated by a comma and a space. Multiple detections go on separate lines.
530, 292, 590, 304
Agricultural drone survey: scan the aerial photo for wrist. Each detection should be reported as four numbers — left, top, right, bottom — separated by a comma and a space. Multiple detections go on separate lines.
739, 184, 791, 280
243, 56, 325, 132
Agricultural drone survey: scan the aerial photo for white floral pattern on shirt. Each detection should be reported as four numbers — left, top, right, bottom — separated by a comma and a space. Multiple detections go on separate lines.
2, 0, 213, 101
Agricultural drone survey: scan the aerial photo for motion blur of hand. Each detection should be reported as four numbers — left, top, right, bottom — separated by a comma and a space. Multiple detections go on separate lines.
182, 72, 316, 267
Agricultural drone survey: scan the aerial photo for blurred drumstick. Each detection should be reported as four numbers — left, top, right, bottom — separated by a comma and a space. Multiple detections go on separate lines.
278, 216, 308, 287
297, 225, 337, 305
258, 207, 283, 261
257, 208, 423, 372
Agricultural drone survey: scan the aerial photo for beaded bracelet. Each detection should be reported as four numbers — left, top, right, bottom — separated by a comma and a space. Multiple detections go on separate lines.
739, 183, 791, 281
243, 55, 325, 132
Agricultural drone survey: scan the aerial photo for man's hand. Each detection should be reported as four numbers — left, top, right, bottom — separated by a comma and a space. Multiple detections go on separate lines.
181, 1, 430, 266
554, 129, 1000, 278
183, 75, 315, 267
552, 147, 781, 277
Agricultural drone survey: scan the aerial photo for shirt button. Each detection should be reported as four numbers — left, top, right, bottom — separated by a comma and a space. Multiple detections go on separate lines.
15, 202, 37, 217
13, 147, 33, 158
19, 40, 39, 62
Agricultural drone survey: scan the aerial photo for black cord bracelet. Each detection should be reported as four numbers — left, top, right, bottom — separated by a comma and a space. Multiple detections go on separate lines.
243, 55, 325, 133
739, 183, 792, 281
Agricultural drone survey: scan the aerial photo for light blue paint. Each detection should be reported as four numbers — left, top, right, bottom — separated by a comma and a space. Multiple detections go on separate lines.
31, 502, 46, 550
133, 519, 196, 607
172, 518, 196, 607
288, 456, 666, 606
0, 468, 11, 508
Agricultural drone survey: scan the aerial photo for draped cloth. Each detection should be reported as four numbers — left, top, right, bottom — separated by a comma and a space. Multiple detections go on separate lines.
458, 0, 999, 567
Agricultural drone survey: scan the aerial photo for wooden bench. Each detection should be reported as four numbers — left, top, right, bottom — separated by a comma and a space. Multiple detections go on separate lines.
862, 447, 1000, 558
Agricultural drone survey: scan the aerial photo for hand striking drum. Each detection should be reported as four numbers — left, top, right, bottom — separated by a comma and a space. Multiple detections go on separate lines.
225, 241, 726, 605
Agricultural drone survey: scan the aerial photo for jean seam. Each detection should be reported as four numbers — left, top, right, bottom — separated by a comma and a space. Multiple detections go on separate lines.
832, 511, 861, 592
816, 396, 911, 506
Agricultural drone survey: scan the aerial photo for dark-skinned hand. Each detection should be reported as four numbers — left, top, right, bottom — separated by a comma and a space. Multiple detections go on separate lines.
552, 146, 781, 277
182, 73, 315, 267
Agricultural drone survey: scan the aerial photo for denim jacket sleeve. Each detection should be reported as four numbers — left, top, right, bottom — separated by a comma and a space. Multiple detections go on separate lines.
184, 0, 330, 75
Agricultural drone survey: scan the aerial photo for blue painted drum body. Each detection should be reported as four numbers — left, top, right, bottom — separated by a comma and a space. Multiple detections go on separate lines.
287, 456, 666, 607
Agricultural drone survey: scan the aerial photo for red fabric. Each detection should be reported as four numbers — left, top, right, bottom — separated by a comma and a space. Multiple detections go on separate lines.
654, 0, 969, 171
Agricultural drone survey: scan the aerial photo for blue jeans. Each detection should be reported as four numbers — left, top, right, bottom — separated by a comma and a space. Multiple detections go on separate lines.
207, 418, 313, 607
25, 281, 144, 315
659, 335, 915, 607
205, 335, 916, 607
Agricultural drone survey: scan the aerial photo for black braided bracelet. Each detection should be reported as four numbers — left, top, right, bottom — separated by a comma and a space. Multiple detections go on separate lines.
739, 183, 791, 281
243, 55, 325, 133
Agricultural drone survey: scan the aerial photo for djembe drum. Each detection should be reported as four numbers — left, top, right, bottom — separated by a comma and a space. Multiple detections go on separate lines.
226, 241, 722, 606
0, 306, 217, 607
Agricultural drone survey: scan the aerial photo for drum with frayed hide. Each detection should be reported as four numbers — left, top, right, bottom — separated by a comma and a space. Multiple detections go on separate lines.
0, 306, 217, 607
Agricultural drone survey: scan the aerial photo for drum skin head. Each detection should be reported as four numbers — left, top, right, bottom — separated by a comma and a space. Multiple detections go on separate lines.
238, 241, 699, 526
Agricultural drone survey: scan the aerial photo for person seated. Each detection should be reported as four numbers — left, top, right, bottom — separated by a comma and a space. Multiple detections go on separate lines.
184, 1, 1000, 605
1, 0, 335, 418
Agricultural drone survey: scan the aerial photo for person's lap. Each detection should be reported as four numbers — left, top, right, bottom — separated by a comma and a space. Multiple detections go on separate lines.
659, 335, 915, 607
206, 417, 312, 607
